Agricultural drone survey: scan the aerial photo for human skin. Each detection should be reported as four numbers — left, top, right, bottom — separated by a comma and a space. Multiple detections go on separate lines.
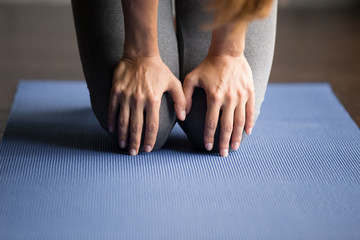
183, 23, 254, 157
108, 0, 254, 157
107, 0, 187, 156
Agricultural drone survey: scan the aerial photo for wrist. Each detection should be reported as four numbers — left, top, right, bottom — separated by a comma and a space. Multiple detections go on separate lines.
123, 45, 160, 59
208, 22, 247, 57
123, 31, 159, 58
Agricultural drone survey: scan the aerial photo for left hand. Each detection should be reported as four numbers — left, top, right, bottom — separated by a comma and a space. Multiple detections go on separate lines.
183, 53, 255, 157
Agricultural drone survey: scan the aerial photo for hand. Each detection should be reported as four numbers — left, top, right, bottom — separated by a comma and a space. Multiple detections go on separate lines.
108, 56, 187, 155
183, 54, 255, 157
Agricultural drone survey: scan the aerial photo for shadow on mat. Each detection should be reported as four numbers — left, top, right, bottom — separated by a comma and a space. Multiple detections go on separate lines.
5, 108, 192, 154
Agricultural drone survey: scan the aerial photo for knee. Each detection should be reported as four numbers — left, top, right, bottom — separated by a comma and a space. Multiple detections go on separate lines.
151, 93, 177, 151
89, 90, 176, 152
179, 88, 249, 153
179, 88, 213, 151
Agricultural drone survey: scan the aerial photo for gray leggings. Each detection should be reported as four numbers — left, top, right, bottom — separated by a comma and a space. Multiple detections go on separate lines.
71, 0, 277, 152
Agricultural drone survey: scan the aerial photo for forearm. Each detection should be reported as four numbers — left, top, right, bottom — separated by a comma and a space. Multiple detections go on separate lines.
122, 0, 159, 58
208, 22, 247, 57
208, 0, 275, 56
210, 0, 274, 30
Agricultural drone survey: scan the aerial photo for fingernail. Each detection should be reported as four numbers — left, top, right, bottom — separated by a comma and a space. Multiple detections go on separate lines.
144, 145, 152, 153
232, 142, 240, 150
129, 148, 137, 156
119, 140, 126, 149
220, 149, 228, 157
181, 110, 186, 121
109, 125, 114, 132
205, 142, 213, 151
248, 128, 253, 135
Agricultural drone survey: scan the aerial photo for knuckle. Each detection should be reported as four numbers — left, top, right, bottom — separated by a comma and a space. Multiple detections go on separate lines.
207, 120, 217, 131
120, 91, 130, 100
204, 131, 212, 139
115, 85, 127, 95
119, 92, 130, 102
248, 85, 255, 94
246, 90, 254, 100
225, 92, 235, 105
236, 89, 245, 99
233, 130, 242, 139
130, 123, 141, 133
223, 123, 233, 133
118, 116, 127, 126
246, 118, 254, 128
225, 92, 232, 100
185, 75, 194, 83
132, 91, 145, 103
148, 95, 160, 106
247, 109, 255, 118
240, 95, 248, 103
209, 92, 221, 103
137, 94, 145, 103
233, 126, 243, 135
236, 118, 245, 127
147, 122, 158, 133
113, 84, 121, 93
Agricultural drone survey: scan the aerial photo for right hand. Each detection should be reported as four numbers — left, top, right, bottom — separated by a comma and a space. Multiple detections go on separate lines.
108, 55, 187, 155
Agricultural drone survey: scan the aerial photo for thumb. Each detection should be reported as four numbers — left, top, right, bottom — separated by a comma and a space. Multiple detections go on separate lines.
168, 78, 187, 121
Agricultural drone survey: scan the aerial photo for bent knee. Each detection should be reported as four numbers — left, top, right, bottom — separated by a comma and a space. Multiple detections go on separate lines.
90, 91, 176, 152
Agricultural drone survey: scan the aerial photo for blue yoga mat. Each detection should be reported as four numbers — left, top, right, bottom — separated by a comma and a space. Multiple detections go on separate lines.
1, 80, 359, 239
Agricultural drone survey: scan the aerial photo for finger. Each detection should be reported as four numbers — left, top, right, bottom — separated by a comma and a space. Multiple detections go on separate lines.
144, 100, 160, 152
168, 78, 187, 121
182, 74, 198, 114
231, 104, 246, 151
203, 94, 221, 152
128, 102, 144, 156
219, 106, 235, 157
107, 88, 119, 132
117, 95, 130, 149
245, 91, 255, 135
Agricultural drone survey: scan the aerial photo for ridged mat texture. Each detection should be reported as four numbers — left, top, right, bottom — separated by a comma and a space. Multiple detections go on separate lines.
0, 80, 359, 239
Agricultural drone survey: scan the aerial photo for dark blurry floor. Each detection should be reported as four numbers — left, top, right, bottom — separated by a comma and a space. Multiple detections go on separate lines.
0, 3, 359, 142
